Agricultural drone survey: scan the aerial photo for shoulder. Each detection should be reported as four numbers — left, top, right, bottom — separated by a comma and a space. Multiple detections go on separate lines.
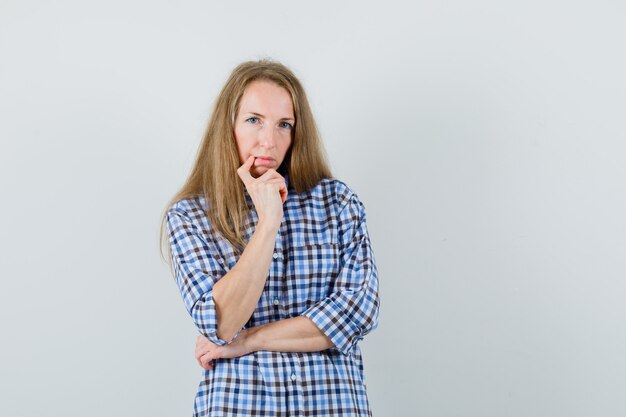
304, 177, 361, 211
166, 195, 209, 228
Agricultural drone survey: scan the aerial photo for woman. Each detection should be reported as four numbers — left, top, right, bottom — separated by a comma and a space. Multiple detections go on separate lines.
161, 59, 380, 416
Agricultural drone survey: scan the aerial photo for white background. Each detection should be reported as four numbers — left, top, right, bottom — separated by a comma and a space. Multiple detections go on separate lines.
1, 1, 625, 416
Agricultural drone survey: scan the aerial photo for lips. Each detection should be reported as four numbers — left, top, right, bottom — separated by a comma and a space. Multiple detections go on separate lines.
254, 156, 275, 167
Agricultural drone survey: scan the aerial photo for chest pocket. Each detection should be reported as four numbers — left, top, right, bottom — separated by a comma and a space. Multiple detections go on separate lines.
285, 242, 340, 312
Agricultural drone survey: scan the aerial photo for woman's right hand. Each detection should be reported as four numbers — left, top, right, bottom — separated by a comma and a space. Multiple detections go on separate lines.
237, 155, 288, 227
195, 330, 257, 370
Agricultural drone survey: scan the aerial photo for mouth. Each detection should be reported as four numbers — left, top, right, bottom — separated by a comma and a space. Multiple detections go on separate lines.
254, 156, 275, 167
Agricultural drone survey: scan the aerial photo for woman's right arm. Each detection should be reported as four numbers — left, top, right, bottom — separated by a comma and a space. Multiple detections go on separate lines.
210, 220, 278, 342
209, 156, 287, 342
167, 156, 286, 344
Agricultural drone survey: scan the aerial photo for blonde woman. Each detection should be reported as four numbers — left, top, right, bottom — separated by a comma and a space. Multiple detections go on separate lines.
161, 59, 380, 417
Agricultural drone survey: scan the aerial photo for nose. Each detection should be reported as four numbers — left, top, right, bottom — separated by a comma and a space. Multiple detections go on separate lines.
258, 124, 276, 148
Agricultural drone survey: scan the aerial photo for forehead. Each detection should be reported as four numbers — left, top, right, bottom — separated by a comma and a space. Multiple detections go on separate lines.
239, 80, 294, 117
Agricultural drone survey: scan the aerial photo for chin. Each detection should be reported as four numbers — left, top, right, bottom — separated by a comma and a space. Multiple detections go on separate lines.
251, 167, 268, 178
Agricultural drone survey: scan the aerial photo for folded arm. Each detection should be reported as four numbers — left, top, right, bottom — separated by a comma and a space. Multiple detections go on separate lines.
300, 191, 380, 356
195, 316, 334, 369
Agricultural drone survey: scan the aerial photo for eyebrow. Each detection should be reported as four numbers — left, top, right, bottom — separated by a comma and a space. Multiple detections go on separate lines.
244, 111, 294, 121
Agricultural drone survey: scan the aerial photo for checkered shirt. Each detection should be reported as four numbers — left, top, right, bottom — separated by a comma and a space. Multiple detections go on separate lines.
166, 176, 380, 417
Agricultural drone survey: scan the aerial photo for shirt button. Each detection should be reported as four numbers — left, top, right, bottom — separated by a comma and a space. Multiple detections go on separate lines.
273, 252, 278, 259
273, 298, 280, 306
291, 373, 297, 381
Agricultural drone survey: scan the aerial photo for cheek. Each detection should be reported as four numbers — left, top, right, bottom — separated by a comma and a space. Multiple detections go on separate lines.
233, 130, 248, 159
282, 140, 293, 156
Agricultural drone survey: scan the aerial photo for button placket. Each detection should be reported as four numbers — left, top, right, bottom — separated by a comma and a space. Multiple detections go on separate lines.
271, 250, 281, 308
270, 228, 285, 318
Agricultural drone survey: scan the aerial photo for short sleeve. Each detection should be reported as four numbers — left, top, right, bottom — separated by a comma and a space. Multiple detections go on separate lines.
166, 203, 240, 346
301, 191, 380, 356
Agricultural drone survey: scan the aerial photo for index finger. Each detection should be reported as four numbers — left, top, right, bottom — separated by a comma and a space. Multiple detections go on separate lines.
236, 155, 255, 186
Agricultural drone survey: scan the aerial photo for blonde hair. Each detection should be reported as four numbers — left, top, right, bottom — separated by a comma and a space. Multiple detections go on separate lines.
159, 59, 332, 265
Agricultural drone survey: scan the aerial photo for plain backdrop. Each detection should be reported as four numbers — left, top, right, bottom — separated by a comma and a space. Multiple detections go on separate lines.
1, 1, 625, 416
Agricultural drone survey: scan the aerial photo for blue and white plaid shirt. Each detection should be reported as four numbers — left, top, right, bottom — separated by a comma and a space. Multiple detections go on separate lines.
166, 176, 380, 417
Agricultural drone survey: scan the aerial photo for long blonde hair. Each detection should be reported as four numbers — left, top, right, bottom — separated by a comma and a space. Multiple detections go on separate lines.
159, 59, 332, 265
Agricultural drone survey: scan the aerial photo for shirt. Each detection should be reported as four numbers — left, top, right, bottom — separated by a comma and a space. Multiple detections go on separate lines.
166, 176, 380, 417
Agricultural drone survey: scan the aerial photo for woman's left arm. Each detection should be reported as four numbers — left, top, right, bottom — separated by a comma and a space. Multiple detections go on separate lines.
195, 317, 333, 369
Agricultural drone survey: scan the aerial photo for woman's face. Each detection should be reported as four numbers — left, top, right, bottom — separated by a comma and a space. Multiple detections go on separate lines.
234, 80, 295, 178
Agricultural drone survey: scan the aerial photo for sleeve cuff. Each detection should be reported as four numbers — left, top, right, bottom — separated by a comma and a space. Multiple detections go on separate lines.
191, 291, 243, 346
301, 296, 363, 356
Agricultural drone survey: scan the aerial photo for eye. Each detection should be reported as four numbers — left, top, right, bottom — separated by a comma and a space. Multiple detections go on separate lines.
279, 121, 293, 129
245, 116, 260, 124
